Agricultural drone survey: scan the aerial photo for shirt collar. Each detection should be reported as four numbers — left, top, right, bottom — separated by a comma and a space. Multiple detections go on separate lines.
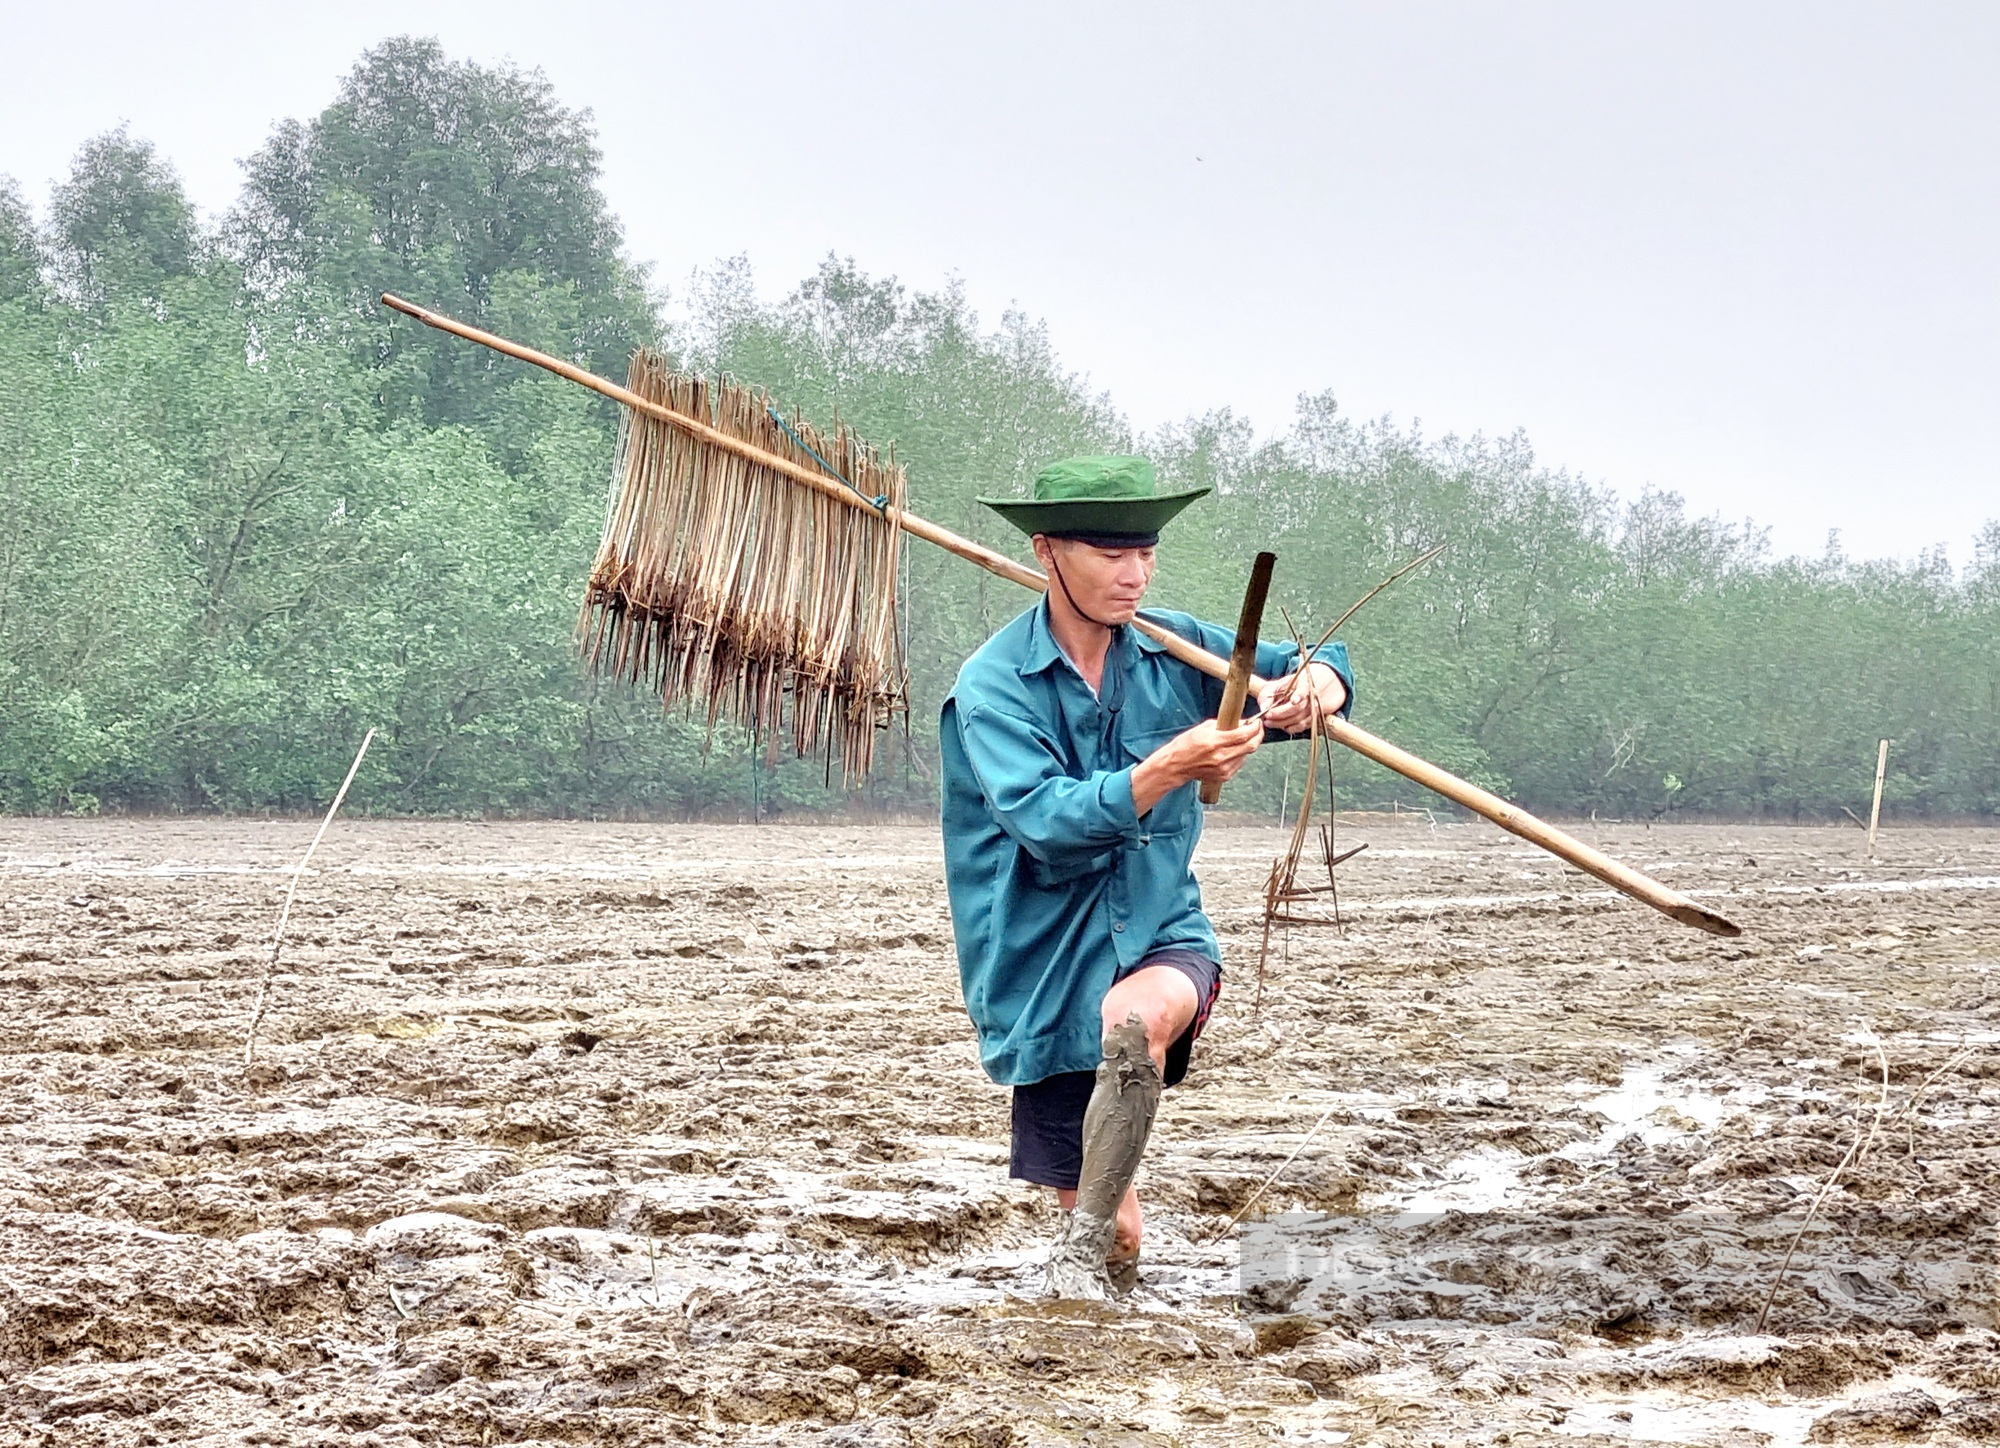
1017, 597, 1067, 677
1016, 597, 1155, 696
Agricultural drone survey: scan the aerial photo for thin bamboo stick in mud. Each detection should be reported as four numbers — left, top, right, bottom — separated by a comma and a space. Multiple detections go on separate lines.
244, 730, 375, 1066
1866, 739, 1890, 861
380, 294, 1744, 938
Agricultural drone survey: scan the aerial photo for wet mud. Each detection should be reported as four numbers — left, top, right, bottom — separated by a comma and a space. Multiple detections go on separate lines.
0, 815, 1995, 1445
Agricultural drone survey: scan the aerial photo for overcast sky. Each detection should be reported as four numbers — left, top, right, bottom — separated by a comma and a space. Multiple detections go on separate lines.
4, 1, 1994, 564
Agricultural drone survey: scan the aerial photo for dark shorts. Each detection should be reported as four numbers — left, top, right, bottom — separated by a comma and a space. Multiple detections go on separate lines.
1008, 949, 1221, 1190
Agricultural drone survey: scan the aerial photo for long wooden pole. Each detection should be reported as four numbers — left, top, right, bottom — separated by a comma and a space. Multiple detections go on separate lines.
378, 294, 1742, 938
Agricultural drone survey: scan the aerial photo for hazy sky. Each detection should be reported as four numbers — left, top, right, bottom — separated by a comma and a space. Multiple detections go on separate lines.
4, 2, 1995, 563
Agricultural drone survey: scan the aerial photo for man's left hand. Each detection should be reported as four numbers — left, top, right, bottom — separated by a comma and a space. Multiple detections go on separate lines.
1254, 661, 1348, 734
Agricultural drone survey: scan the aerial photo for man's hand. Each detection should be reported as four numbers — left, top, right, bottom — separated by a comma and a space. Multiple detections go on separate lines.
1131, 718, 1263, 816
1255, 660, 1348, 734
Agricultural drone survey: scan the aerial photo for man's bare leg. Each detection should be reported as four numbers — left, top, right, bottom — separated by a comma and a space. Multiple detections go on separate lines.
1044, 966, 1197, 1298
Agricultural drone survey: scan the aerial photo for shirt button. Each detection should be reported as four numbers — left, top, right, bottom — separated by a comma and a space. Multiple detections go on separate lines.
1113, 923, 1126, 933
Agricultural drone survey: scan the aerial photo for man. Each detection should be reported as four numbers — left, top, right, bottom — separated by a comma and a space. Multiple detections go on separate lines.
940, 455, 1353, 1299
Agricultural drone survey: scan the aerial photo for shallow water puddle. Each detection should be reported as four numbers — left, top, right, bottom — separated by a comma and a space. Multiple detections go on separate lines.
1371, 1145, 1527, 1213
1558, 1395, 1815, 1446
1570, 1061, 1729, 1149
1557, 1373, 1959, 1448
1361, 1058, 1739, 1217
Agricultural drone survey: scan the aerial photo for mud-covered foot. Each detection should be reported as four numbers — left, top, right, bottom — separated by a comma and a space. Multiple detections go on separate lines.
1106, 1250, 1140, 1297
1043, 1209, 1114, 1300
1045, 1249, 1111, 1300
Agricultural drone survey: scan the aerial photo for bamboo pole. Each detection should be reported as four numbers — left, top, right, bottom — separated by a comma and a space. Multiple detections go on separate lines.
1315, 715, 1736, 935
378, 294, 1742, 938
1866, 738, 1890, 861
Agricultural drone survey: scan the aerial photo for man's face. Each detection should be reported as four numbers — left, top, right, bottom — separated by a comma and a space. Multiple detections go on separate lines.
1033, 536, 1157, 626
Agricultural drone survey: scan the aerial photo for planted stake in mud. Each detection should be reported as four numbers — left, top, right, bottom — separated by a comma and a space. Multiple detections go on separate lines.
1868, 738, 1891, 861
242, 728, 374, 1066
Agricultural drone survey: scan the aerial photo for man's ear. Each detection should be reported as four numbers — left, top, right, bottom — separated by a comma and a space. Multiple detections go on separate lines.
1030, 533, 1053, 568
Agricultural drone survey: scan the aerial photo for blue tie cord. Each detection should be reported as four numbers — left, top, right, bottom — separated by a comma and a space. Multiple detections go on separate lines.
767, 407, 890, 514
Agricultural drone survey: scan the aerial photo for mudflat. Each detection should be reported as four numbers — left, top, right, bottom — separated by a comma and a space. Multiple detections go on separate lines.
1, 817, 1995, 1445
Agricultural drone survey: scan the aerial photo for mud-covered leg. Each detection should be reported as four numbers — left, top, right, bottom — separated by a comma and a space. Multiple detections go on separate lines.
1045, 1013, 1161, 1299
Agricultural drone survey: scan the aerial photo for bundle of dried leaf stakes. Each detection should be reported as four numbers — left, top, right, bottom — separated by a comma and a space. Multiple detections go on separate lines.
579, 351, 909, 786
1256, 545, 1447, 1012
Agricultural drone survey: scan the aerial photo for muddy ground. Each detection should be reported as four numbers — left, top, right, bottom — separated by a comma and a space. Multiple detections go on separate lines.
0, 815, 1995, 1447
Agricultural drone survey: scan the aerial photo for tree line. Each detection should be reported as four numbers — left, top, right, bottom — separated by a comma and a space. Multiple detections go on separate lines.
2, 38, 1994, 822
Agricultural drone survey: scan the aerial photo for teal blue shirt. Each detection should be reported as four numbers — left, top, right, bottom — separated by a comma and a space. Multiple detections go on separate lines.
940, 600, 1353, 1086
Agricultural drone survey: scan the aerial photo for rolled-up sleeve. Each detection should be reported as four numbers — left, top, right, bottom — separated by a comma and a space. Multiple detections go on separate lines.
1170, 616, 1356, 727
956, 703, 1142, 866
1242, 638, 1353, 719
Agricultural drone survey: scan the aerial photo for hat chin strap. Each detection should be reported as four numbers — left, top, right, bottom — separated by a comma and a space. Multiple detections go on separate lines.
1046, 550, 1119, 634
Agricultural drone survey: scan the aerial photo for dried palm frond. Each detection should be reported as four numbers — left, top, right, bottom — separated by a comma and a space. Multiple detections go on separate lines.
579, 350, 907, 783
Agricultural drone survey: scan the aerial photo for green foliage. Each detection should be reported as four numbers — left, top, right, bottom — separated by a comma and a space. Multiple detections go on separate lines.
234, 36, 654, 434
48, 127, 198, 303
0, 40, 1994, 821
0, 179, 42, 303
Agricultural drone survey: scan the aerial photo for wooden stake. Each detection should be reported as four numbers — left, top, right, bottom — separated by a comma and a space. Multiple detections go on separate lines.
1866, 738, 1890, 861
379, 295, 1743, 939
1200, 551, 1276, 806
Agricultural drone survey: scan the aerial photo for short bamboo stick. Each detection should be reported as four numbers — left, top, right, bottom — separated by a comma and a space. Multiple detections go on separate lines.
379, 294, 1742, 938
1866, 739, 1890, 861
1199, 551, 1276, 806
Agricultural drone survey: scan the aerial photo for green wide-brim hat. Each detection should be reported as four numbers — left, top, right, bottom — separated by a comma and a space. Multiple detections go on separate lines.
978, 455, 1210, 541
